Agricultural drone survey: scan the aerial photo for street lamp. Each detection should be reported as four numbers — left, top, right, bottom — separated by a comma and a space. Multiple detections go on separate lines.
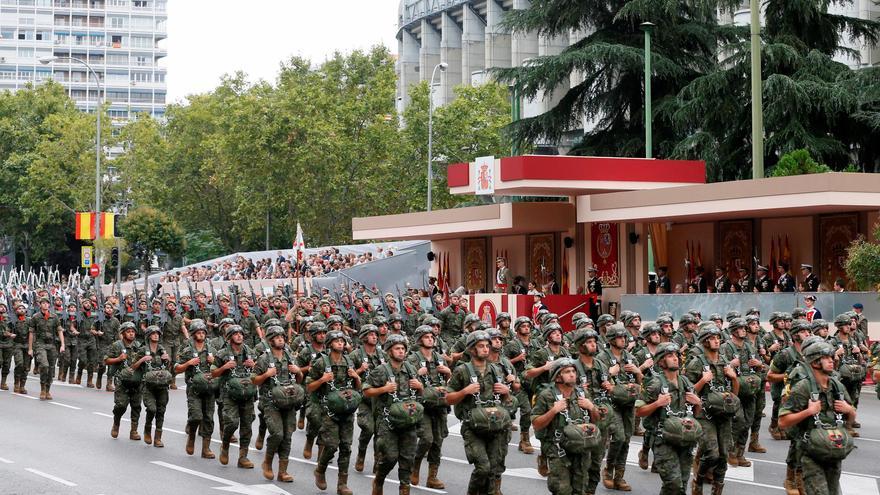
427, 62, 447, 212
41, 55, 103, 255
640, 22, 655, 159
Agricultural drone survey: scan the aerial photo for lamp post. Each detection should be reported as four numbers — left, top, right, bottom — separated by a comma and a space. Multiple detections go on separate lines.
40, 55, 103, 246
749, 0, 764, 178
427, 62, 447, 212
640, 22, 655, 159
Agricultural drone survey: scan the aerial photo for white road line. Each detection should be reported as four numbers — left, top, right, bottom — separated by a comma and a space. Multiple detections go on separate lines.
363, 474, 447, 493
151, 460, 238, 486
0, 457, 14, 464
12, 392, 38, 400
25, 376, 80, 388
48, 401, 81, 410
856, 437, 880, 443
841, 474, 880, 495
25, 468, 77, 487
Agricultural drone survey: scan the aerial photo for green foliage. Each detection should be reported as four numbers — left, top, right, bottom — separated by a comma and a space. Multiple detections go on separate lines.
768, 149, 833, 176
184, 230, 227, 264
121, 206, 185, 260
844, 223, 880, 290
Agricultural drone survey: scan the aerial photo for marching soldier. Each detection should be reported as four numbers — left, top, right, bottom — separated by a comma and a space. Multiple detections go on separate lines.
161, 300, 187, 389
350, 324, 386, 473
137, 325, 172, 448
59, 302, 79, 383
744, 314, 768, 454
76, 299, 97, 386
295, 321, 328, 459
175, 319, 217, 459
104, 322, 143, 440
504, 316, 537, 454
438, 293, 466, 346
829, 314, 865, 437
764, 311, 792, 440
570, 329, 612, 495
212, 324, 257, 469
525, 322, 571, 477
10, 303, 31, 394
401, 296, 421, 335
633, 323, 662, 471
238, 296, 262, 348
0, 302, 12, 390
94, 301, 121, 391
720, 318, 763, 467
27, 297, 65, 400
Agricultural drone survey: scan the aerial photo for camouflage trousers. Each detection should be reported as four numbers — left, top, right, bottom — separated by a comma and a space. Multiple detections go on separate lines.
0, 346, 12, 377
415, 408, 449, 465
652, 440, 695, 495
606, 404, 635, 467
513, 387, 532, 432
12, 345, 31, 381
734, 394, 758, 447
222, 397, 255, 447
460, 423, 509, 494
802, 454, 842, 495
162, 342, 180, 381
59, 342, 78, 378
32, 344, 57, 387
355, 399, 375, 456
751, 384, 767, 432
186, 388, 216, 438
113, 381, 143, 424
263, 401, 298, 459
547, 450, 591, 495
305, 401, 323, 445
586, 429, 610, 494
374, 421, 418, 487
143, 384, 169, 430
696, 417, 731, 483
841, 378, 861, 409
78, 341, 98, 374
317, 412, 354, 472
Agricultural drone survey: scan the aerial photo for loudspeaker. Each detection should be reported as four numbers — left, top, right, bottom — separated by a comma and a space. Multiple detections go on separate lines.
427, 251, 436, 261
563, 236, 574, 248
628, 232, 640, 244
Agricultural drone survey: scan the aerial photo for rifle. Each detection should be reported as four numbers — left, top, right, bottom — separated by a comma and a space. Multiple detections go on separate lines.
174, 282, 184, 314
229, 284, 241, 320
96, 288, 106, 323
208, 280, 220, 319
248, 280, 262, 318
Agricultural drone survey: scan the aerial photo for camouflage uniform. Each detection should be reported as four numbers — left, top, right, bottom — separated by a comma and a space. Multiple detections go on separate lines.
438, 304, 466, 346
720, 325, 761, 463
213, 339, 257, 465
10, 311, 31, 393
295, 341, 325, 456
177, 337, 217, 455
308, 349, 359, 488
94, 317, 121, 389
59, 311, 78, 382
349, 327, 386, 471
253, 345, 299, 468
504, 334, 536, 436
76, 309, 97, 384
134, 336, 171, 444
0, 313, 12, 389
104, 337, 143, 436
28, 309, 62, 394
160, 309, 185, 385
407, 336, 449, 487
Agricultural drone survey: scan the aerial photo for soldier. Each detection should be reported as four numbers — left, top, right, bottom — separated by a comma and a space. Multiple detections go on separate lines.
104, 322, 143, 440
525, 322, 571, 476
160, 299, 187, 389
59, 302, 79, 383
737, 267, 754, 292
714, 267, 731, 293
211, 324, 257, 469
10, 303, 31, 394
721, 318, 764, 467
438, 293, 466, 346
494, 257, 513, 293
597, 323, 642, 491
686, 323, 739, 495
764, 311, 793, 440
238, 296, 262, 348
94, 301, 121, 391
137, 325, 172, 448
504, 316, 537, 454
633, 323, 661, 471
778, 340, 856, 495
364, 333, 423, 495
800, 264, 820, 292
776, 263, 795, 292
252, 325, 303, 483
27, 297, 65, 400
401, 296, 421, 335
532, 357, 599, 495
75, 298, 96, 386
495, 311, 513, 341
0, 302, 11, 390
350, 324, 386, 472
308, 329, 361, 494
175, 319, 217, 459
445, 330, 514, 495
295, 320, 327, 459
829, 314, 865, 437
754, 265, 774, 292
744, 314, 768, 454
407, 325, 452, 489
636, 342, 703, 495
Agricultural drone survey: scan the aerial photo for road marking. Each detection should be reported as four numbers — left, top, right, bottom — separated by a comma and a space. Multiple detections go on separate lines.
841, 474, 880, 495
93, 411, 130, 422
48, 401, 81, 410
152, 461, 293, 494
151, 460, 239, 486
0, 457, 13, 464
25, 376, 80, 388
12, 392, 38, 400
25, 468, 77, 487
856, 436, 880, 443
363, 474, 447, 493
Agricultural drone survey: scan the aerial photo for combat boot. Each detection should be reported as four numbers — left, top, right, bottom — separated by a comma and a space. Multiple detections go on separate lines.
201, 437, 215, 459
261, 449, 275, 480
314, 464, 328, 490
12, 377, 20, 394
783, 467, 799, 495
75, 370, 83, 385
727, 450, 738, 466
639, 447, 649, 470
633, 417, 645, 436
111, 416, 121, 438
494, 479, 504, 495
613, 465, 632, 491
538, 455, 550, 477
298, 409, 306, 430
410, 456, 422, 485
56, 368, 63, 380
93, 373, 100, 389
711, 481, 724, 495
153, 430, 164, 448
748, 432, 767, 453
237, 447, 254, 469
1, 373, 8, 390
44, 385, 52, 400
355, 450, 366, 472
337, 472, 353, 495
602, 465, 615, 489
185, 424, 196, 455
795, 468, 806, 495
371, 478, 383, 495
692, 476, 704, 495
129, 424, 141, 441
277, 458, 293, 483
219, 440, 230, 465
769, 419, 783, 440
255, 424, 265, 450
303, 436, 314, 459
143, 422, 153, 445
170, 382, 177, 390
67, 371, 75, 384
736, 446, 751, 467
426, 463, 445, 489
399, 483, 410, 495
518, 432, 535, 454
18, 378, 27, 395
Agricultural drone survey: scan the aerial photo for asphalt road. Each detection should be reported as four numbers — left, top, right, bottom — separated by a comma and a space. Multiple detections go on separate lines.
1, 376, 879, 495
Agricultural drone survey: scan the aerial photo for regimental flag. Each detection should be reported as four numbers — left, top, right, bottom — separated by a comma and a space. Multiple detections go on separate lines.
782, 235, 791, 266
75, 212, 115, 240
293, 222, 305, 262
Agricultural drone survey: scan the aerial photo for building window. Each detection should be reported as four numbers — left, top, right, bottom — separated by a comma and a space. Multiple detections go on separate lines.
108, 0, 128, 6
133, 0, 149, 8
107, 53, 127, 65
109, 16, 126, 28
134, 55, 147, 66
130, 71, 149, 82
18, 47, 35, 58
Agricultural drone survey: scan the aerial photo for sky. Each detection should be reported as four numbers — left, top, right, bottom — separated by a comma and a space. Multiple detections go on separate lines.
164, 0, 400, 104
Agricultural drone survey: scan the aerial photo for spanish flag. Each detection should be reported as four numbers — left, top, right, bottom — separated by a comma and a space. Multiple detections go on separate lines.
75, 212, 115, 240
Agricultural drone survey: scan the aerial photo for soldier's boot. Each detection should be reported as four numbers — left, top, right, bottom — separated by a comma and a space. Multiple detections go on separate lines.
12, 377, 19, 393
748, 432, 767, 453
691, 476, 704, 495
613, 465, 632, 491
93, 373, 100, 389
314, 463, 328, 490
602, 464, 615, 489
727, 449, 738, 467
44, 385, 52, 400
230, 433, 238, 443
399, 483, 410, 495
67, 370, 75, 384
19, 378, 27, 395
56, 368, 63, 380
39, 384, 47, 400
303, 436, 314, 460
426, 464, 445, 489
277, 458, 293, 483
410, 456, 422, 485
783, 467, 799, 495
537, 455, 550, 477
638, 447, 649, 470
129, 424, 141, 441
736, 446, 751, 467
337, 472, 353, 495
355, 450, 366, 472
106, 381, 114, 392
769, 419, 783, 440
711, 481, 724, 495
111, 416, 121, 438
169, 382, 177, 390
795, 469, 806, 495
255, 424, 266, 450
297, 409, 306, 430
371, 478, 382, 495
219, 440, 230, 465
75, 370, 83, 385
237, 448, 254, 469
143, 422, 153, 445
261, 449, 275, 480
633, 416, 645, 436
518, 432, 535, 454
1, 373, 8, 390
201, 437, 215, 459
154, 430, 164, 448
185, 425, 196, 455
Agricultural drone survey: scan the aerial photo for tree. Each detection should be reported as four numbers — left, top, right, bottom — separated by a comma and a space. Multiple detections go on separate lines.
768, 149, 832, 177
845, 223, 880, 290
121, 207, 185, 289
184, 230, 227, 264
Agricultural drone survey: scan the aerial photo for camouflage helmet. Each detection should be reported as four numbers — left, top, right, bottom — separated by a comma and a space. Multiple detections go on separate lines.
264, 318, 282, 327
542, 322, 563, 340
658, 311, 674, 319
326, 315, 344, 326
800, 335, 825, 356
745, 314, 760, 325
746, 307, 760, 317
727, 317, 747, 331
542, 313, 559, 325
725, 310, 741, 322
418, 313, 433, 325
576, 317, 594, 329
224, 325, 244, 339
791, 308, 807, 320
513, 316, 532, 330
708, 313, 722, 322
120, 321, 136, 332
374, 315, 388, 326
596, 314, 615, 327
388, 313, 404, 324
780, 312, 793, 322
486, 328, 503, 340
309, 321, 327, 335
802, 341, 835, 364
605, 323, 628, 340
570, 312, 588, 327
358, 324, 379, 340
465, 330, 491, 350
219, 317, 236, 328
189, 318, 207, 334
548, 357, 577, 382
478, 322, 492, 331
697, 322, 722, 343
383, 333, 408, 352
834, 314, 851, 327
326, 330, 346, 345
619, 310, 633, 323
678, 313, 698, 326
790, 319, 812, 335
264, 325, 286, 340
571, 329, 600, 347
653, 342, 682, 362
768, 312, 785, 324
622, 312, 641, 326
424, 316, 441, 327
639, 322, 661, 339
412, 325, 434, 344
656, 315, 673, 326
811, 319, 829, 333
687, 309, 702, 319
463, 313, 481, 328
495, 312, 512, 324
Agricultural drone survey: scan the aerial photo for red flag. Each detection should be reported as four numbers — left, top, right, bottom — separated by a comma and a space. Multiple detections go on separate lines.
561, 250, 570, 294
783, 235, 791, 266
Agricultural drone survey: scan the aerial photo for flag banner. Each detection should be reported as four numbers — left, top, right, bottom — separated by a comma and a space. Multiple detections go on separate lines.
100, 212, 115, 239
75, 212, 95, 240
294, 222, 305, 262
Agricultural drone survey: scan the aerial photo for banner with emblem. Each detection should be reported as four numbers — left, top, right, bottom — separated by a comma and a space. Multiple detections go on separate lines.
473, 156, 495, 195
463, 237, 488, 293
819, 213, 858, 290
528, 233, 555, 290
591, 223, 620, 287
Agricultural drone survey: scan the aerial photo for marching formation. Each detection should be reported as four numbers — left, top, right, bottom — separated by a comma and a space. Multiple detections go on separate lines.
1, 281, 878, 495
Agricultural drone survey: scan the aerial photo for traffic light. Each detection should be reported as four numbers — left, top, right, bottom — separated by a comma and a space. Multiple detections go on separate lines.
111, 247, 119, 265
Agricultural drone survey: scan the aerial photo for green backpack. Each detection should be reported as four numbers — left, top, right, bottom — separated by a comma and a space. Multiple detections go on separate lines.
414, 352, 448, 411
321, 355, 362, 417
462, 362, 512, 434
801, 373, 855, 461
268, 351, 305, 410
697, 354, 740, 417
382, 363, 424, 430
224, 350, 257, 401
186, 343, 219, 396
655, 374, 702, 447
556, 388, 601, 454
